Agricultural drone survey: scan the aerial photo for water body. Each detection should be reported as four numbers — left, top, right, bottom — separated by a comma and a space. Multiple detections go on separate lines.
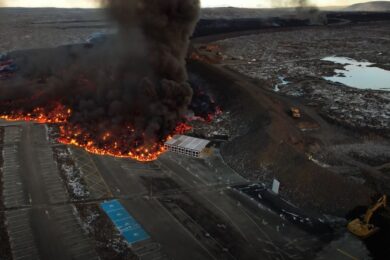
274, 76, 290, 92
322, 56, 390, 91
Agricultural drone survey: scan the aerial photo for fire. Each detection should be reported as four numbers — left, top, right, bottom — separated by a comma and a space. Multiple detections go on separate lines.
187, 106, 223, 123
57, 124, 169, 162
0, 103, 71, 123
175, 122, 193, 134
0, 103, 192, 162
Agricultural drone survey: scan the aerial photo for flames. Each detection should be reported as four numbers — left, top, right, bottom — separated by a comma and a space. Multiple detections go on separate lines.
0, 103, 192, 162
57, 122, 192, 162
188, 106, 222, 123
0, 104, 71, 124
0, 85, 221, 162
58, 125, 167, 162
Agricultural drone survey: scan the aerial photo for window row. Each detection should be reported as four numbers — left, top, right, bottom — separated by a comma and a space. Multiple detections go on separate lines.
165, 145, 201, 157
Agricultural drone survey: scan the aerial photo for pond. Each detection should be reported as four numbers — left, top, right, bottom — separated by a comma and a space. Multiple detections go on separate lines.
274, 76, 290, 92
322, 56, 390, 91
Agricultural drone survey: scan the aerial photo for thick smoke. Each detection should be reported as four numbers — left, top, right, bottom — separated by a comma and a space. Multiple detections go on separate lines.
74, 0, 201, 144
272, 0, 314, 8
0, 0, 200, 157
273, 0, 327, 25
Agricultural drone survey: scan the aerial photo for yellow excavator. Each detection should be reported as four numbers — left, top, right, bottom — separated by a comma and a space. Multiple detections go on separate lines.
348, 195, 387, 239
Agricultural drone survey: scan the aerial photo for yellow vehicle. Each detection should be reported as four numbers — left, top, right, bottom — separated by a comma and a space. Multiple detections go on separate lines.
347, 195, 387, 239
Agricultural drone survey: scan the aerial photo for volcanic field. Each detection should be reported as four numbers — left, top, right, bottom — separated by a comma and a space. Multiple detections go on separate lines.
0, 4, 390, 260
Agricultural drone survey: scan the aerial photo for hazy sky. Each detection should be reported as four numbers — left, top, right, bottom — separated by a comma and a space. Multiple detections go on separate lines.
0, 0, 388, 8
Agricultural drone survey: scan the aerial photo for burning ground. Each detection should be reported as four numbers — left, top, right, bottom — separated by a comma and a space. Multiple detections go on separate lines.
0, 0, 200, 162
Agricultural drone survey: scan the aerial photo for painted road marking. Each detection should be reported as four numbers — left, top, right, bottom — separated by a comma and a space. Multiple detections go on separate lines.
101, 200, 150, 245
337, 248, 359, 260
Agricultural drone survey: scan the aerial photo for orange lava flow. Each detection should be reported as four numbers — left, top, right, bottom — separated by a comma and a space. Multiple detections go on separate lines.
0, 104, 192, 162
57, 125, 168, 162
0, 104, 71, 123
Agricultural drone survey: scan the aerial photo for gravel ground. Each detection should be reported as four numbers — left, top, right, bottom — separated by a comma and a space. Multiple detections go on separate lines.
0, 8, 113, 52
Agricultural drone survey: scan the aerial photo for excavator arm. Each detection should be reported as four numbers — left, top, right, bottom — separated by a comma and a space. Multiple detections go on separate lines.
348, 195, 387, 239
363, 195, 387, 224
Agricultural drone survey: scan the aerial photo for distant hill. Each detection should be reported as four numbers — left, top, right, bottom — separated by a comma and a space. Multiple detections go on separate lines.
344, 1, 390, 12
200, 7, 296, 19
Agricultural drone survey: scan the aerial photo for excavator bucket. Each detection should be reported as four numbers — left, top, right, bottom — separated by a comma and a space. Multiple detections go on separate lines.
347, 195, 387, 239
347, 218, 379, 239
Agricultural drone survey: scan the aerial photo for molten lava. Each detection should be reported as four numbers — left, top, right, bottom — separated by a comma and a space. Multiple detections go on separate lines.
0, 104, 193, 162
58, 121, 192, 162
0, 104, 71, 123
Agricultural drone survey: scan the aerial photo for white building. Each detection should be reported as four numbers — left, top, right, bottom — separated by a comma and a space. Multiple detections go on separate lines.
164, 135, 210, 158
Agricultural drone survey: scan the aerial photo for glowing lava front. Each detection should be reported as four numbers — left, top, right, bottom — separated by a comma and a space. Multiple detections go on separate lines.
0, 104, 71, 124
0, 104, 192, 162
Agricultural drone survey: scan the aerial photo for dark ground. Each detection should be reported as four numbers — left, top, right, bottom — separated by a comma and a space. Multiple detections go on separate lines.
0, 127, 12, 260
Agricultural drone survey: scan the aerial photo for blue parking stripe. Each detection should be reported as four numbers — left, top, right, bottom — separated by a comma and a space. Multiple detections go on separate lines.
101, 200, 150, 245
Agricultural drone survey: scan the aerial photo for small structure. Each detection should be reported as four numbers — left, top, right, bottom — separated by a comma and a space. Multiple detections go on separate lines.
164, 135, 210, 158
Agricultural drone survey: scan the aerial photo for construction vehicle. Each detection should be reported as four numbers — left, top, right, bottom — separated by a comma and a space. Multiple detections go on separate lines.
347, 195, 387, 239
290, 107, 301, 119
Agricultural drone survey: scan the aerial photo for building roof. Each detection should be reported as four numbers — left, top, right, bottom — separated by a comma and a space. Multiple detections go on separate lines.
165, 135, 210, 152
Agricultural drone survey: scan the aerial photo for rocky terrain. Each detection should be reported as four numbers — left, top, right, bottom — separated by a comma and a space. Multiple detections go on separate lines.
214, 22, 390, 133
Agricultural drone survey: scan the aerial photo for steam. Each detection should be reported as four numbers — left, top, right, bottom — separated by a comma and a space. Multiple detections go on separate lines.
0, 0, 200, 156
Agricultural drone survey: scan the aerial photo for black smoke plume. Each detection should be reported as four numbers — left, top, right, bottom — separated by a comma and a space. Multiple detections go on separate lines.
273, 0, 327, 25
0, 0, 200, 158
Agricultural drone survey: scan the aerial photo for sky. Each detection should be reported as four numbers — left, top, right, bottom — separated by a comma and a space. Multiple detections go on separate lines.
0, 0, 388, 8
